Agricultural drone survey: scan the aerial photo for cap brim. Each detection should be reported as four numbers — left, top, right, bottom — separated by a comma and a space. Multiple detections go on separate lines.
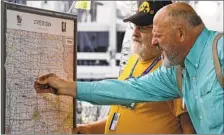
123, 12, 153, 26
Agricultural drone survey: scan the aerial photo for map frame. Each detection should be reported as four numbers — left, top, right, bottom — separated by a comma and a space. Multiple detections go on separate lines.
1, 1, 77, 134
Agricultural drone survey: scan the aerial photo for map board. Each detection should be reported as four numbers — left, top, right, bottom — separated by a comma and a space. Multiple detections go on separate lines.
1, 2, 77, 134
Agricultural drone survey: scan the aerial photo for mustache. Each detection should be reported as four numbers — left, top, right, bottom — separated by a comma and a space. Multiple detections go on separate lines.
132, 34, 139, 39
132, 35, 140, 42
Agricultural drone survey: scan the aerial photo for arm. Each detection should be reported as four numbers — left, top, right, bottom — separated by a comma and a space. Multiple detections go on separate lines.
73, 119, 106, 134
172, 99, 195, 134
77, 66, 181, 105
179, 112, 196, 134
35, 66, 181, 105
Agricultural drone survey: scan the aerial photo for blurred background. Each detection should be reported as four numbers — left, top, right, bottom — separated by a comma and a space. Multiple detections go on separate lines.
6, 0, 223, 124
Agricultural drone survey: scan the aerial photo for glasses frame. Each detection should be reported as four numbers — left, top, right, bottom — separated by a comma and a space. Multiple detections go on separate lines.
128, 22, 153, 33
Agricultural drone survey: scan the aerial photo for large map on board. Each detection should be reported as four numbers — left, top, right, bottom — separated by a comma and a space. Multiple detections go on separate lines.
4, 9, 75, 134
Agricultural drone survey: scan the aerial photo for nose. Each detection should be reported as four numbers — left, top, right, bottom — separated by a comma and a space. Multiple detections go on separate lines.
133, 27, 141, 37
151, 37, 158, 47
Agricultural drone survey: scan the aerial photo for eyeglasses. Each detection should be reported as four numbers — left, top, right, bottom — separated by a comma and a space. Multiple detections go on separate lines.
128, 22, 153, 33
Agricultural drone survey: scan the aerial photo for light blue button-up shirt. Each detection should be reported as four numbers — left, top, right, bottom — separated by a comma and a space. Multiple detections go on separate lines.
77, 28, 224, 134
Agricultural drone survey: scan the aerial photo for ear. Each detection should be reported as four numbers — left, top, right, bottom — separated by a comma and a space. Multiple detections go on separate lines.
178, 26, 186, 42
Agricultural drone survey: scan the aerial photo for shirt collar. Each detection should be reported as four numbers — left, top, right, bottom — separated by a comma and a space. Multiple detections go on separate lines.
184, 27, 210, 67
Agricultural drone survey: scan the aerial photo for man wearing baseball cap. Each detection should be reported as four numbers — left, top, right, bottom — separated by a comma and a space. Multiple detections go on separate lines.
71, 1, 195, 134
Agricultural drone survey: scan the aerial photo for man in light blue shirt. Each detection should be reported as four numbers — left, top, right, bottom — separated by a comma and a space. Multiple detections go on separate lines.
35, 2, 224, 134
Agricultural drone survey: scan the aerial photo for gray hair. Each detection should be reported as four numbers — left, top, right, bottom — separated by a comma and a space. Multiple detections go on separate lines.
168, 9, 203, 28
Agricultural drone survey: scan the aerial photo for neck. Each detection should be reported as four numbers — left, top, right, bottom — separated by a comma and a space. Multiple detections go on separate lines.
180, 24, 205, 64
188, 24, 205, 48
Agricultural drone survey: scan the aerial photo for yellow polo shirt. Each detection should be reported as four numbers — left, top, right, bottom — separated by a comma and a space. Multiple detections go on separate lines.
104, 55, 186, 134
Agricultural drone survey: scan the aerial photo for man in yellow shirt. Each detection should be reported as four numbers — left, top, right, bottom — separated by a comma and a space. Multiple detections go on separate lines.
39, 1, 195, 134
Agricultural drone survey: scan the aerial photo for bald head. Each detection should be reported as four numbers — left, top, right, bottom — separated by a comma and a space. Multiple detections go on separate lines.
154, 2, 203, 28
168, 2, 196, 13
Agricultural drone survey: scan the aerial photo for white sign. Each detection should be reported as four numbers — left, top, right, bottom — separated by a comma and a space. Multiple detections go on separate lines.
7, 10, 74, 36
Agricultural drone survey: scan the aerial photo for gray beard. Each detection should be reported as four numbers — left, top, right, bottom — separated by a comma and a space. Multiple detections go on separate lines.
162, 52, 178, 68
131, 41, 151, 60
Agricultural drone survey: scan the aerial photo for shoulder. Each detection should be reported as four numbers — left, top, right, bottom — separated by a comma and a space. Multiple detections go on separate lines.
127, 55, 138, 63
118, 55, 138, 80
122, 54, 138, 69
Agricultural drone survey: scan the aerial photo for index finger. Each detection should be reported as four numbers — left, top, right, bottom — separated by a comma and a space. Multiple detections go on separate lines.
36, 73, 56, 84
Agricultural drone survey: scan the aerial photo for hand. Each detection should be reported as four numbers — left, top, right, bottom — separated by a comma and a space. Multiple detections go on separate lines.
34, 73, 76, 97
72, 124, 93, 134
73, 120, 106, 134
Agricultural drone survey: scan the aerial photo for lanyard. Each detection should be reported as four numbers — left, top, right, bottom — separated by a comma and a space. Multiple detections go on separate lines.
123, 56, 161, 109
127, 56, 161, 79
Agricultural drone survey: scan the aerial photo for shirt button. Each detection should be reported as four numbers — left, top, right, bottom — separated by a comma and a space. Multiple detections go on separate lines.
199, 115, 203, 119
195, 96, 198, 99
192, 77, 196, 80
195, 63, 198, 68
199, 98, 203, 103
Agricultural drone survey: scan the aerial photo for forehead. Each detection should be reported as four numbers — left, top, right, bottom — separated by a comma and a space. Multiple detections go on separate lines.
152, 23, 165, 34
153, 17, 170, 33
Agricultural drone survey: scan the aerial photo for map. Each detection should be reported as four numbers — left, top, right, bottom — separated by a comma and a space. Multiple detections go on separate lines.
3, 9, 75, 134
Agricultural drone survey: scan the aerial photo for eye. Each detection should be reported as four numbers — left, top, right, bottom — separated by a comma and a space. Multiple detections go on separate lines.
145, 26, 153, 29
139, 26, 144, 31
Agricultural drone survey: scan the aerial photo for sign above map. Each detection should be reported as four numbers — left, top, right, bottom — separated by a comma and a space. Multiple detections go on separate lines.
7, 10, 74, 36
1, 2, 77, 134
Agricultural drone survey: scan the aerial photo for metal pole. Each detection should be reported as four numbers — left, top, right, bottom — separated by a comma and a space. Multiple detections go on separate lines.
108, 1, 117, 68
67, 1, 76, 13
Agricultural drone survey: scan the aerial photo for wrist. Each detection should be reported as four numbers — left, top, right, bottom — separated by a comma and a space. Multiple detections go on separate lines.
66, 81, 76, 97
70, 81, 76, 97
58, 81, 76, 97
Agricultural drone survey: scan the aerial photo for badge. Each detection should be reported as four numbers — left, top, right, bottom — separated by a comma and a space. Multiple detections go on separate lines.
109, 113, 120, 131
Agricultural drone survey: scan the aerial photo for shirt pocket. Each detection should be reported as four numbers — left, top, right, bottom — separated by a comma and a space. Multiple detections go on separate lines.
200, 83, 212, 98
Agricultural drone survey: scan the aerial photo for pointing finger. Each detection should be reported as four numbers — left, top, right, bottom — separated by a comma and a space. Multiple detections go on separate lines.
36, 73, 56, 84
